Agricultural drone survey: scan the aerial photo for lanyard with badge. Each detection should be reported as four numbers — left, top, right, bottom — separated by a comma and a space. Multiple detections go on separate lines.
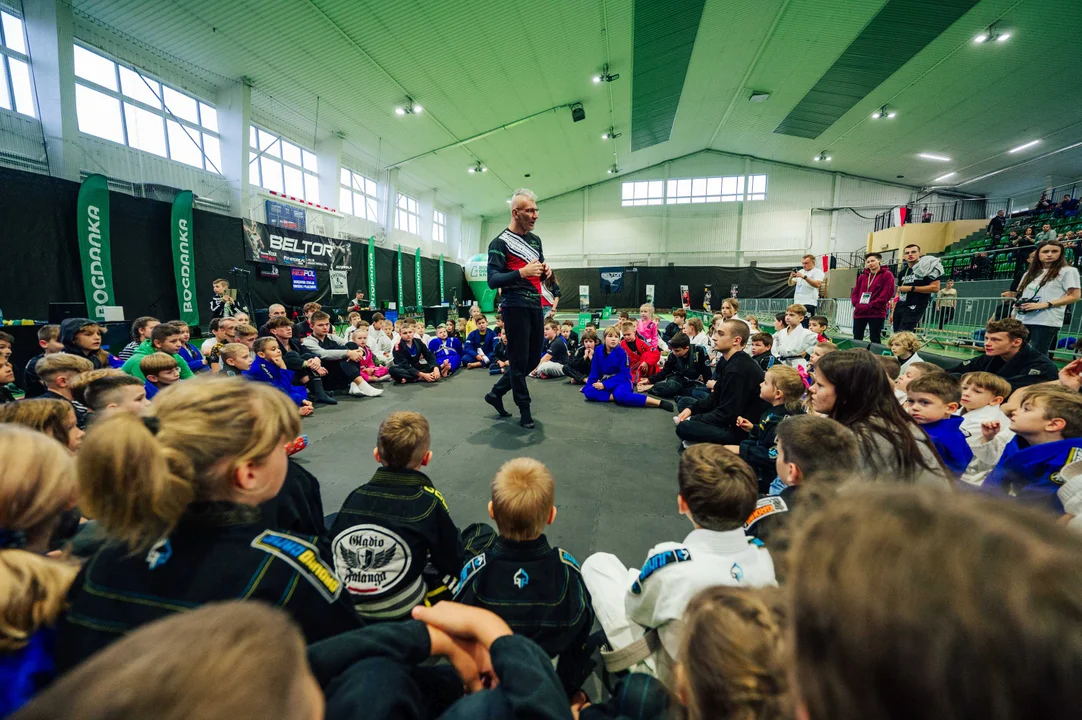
859, 270, 876, 305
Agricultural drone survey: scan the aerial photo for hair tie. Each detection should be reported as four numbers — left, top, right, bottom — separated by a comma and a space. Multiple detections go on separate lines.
142, 416, 161, 435
0, 528, 27, 549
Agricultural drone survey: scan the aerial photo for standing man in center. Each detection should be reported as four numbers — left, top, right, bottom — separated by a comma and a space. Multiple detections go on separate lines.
485, 189, 548, 428
789, 254, 826, 326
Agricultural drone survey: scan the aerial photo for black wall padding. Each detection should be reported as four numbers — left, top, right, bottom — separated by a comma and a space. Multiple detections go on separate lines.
0, 166, 463, 324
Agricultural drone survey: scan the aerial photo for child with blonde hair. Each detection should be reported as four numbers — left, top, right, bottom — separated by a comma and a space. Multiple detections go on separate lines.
0, 427, 80, 715
54, 376, 360, 673
637, 303, 659, 349
35, 353, 94, 427
771, 304, 818, 369
139, 352, 181, 401
0, 397, 85, 452
346, 323, 391, 384
582, 327, 674, 410
245, 337, 319, 412
888, 331, 924, 372
727, 365, 806, 492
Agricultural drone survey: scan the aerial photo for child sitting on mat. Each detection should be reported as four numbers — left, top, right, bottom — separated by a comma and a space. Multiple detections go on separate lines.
620, 321, 661, 384
429, 324, 463, 377
637, 303, 660, 350
582, 327, 673, 411
565, 328, 597, 385
245, 337, 316, 414
347, 324, 391, 384
489, 328, 510, 375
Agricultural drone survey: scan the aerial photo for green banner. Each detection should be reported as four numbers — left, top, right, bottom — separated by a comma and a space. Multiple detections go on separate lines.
76, 174, 115, 321
170, 190, 198, 326
414, 247, 422, 311
439, 254, 445, 302
396, 244, 404, 311
367, 236, 376, 307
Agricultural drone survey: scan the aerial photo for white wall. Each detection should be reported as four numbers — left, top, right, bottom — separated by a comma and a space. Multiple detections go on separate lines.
483, 151, 914, 268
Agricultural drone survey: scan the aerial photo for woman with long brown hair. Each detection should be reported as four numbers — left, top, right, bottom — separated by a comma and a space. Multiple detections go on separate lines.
809, 349, 951, 487
1012, 239, 1080, 354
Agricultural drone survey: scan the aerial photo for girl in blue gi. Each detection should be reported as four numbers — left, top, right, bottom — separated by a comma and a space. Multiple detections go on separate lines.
582, 327, 674, 411
428, 324, 463, 377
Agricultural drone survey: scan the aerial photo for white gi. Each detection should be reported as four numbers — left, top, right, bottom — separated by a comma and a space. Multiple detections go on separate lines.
957, 404, 1014, 486
770, 325, 818, 369
367, 331, 394, 366
581, 528, 776, 686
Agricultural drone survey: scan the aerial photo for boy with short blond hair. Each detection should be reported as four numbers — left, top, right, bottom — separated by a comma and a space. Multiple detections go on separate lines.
904, 372, 973, 476
455, 457, 594, 693
139, 352, 181, 400
978, 388, 1082, 511
36, 353, 94, 426
896, 360, 944, 397
80, 373, 148, 414
233, 323, 258, 350
23, 324, 65, 398
329, 411, 464, 620
218, 342, 253, 376
771, 304, 818, 369
581, 445, 775, 683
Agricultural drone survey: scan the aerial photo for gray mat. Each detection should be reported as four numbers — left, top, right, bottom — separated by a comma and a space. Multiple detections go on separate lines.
292, 368, 689, 568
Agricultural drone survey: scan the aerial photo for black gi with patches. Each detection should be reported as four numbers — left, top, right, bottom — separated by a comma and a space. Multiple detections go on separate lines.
55, 502, 359, 674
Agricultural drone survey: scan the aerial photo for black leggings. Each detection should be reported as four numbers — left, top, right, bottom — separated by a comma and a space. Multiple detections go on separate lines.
491, 305, 544, 408
852, 317, 885, 344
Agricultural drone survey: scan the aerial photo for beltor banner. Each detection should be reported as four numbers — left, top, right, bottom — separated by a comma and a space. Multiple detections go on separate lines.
243, 218, 351, 271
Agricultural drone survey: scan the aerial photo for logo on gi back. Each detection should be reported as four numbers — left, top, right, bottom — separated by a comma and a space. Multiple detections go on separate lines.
513, 568, 529, 589
332, 525, 411, 595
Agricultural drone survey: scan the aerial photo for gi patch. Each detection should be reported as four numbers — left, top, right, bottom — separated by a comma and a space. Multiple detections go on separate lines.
513, 568, 529, 589
424, 485, 450, 511
458, 553, 486, 589
768, 447, 778, 459
1028, 369, 1043, 376
251, 530, 342, 602
331, 524, 411, 598
146, 538, 172, 570
559, 549, 581, 570
731, 563, 744, 582
743, 496, 789, 530
631, 548, 692, 594
1052, 447, 1082, 486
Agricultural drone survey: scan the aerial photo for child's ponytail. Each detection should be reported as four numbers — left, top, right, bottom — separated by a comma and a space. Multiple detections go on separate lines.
76, 412, 195, 552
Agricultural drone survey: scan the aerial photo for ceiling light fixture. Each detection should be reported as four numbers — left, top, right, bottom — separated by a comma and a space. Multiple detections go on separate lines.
592, 63, 620, 84
748, 90, 771, 103
1009, 139, 1039, 153
467, 161, 487, 173
975, 22, 1008, 44
394, 97, 422, 116
813, 151, 832, 162
935, 172, 957, 182
601, 126, 622, 140
570, 102, 585, 122
607, 164, 620, 174
919, 153, 951, 162
871, 105, 896, 120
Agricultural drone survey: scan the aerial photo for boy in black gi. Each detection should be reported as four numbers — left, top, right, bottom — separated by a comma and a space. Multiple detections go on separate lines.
454, 457, 595, 695
390, 320, 441, 384
328, 411, 465, 620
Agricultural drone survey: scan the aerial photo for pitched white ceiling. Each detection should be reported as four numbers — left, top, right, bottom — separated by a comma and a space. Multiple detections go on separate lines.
71, 0, 1082, 218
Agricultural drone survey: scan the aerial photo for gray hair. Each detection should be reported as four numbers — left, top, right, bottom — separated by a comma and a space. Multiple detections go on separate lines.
511, 188, 537, 206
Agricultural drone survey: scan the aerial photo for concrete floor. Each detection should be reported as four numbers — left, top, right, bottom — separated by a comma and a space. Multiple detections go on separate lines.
292, 368, 688, 569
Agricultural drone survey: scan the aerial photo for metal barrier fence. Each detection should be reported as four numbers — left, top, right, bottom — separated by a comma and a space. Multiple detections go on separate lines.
722, 296, 1082, 361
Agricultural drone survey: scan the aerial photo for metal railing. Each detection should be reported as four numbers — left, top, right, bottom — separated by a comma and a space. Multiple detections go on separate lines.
873, 199, 1012, 231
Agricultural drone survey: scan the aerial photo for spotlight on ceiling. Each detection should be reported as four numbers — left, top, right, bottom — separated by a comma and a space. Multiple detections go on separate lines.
935, 172, 957, 182
395, 97, 422, 116
919, 153, 951, 162
813, 151, 831, 162
748, 90, 771, 103
871, 105, 896, 120
1009, 139, 1040, 153
592, 64, 619, 84
601, 127, 622, 140
975, 22, 1008, 43
570, 102, 585, 122
467, 161, 487, 174
607, 164, 620, 175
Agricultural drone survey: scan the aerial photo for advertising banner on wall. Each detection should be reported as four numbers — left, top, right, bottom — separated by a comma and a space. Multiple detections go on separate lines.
329, 269, 348, 295
415, 247, 423, 310
439, 254, 445, 303
579, 285, 590, 311
291, 268, 317, 291
464, 254, 498, 312
645, 284, 655, 304
703, 285, 713, 312
76, 174, 115, 321
170, 190, 198, 326
367, 236, 376, 305
680, 285, 690, 310
396, 244, 404, 310
243, 218, 351, 271
600, 267, 625, 293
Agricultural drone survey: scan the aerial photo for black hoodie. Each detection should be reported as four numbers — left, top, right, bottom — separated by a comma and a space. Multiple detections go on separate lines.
59, 318, 116, 370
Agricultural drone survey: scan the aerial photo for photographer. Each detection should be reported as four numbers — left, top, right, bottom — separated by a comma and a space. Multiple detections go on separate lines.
1009, 240, 1080, 354
789, 255, 825, 325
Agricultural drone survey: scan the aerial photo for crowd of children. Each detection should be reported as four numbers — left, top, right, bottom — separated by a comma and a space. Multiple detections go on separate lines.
4, 291, 1082, 719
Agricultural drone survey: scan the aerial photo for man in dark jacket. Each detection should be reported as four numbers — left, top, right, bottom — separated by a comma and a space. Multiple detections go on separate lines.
950, 318, 1057, 392
987, 209, 1006, 240
675, 320, 769, 447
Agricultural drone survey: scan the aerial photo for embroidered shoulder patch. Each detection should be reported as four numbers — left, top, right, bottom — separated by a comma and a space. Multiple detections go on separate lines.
744, 496, 789, 530
1052, 447, 1082, 486
631, 548, 691, 594
558, 549, 581, 571
456, 553, 487, 593
1028, 368, 1043, 376
423, 485, 450, 511
251, 530, 342, 602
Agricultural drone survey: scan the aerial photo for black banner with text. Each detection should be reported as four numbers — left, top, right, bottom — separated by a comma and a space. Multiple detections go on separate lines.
243, 218, 351, 271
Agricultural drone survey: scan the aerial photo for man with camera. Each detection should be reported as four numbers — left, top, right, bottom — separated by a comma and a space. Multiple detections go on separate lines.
789, 254, 825, 327
893, 244, 943, 333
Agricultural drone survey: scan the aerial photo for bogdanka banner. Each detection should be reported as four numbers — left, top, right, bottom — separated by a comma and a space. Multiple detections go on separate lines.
414, 247, 422, 310
76, 174, 115, 320
243, 218, 351, 271
171, 190, 198, 326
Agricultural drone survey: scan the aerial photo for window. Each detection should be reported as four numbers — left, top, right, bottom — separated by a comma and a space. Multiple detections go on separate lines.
339, 168, 379, 221
395, 193, 420, 235
621, 181, 664, 207
249, 126, 319, 202
747, 174, 767, 201
72, 43, 221, 173
0, 10, 35, 117
433, 209, 446, 242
